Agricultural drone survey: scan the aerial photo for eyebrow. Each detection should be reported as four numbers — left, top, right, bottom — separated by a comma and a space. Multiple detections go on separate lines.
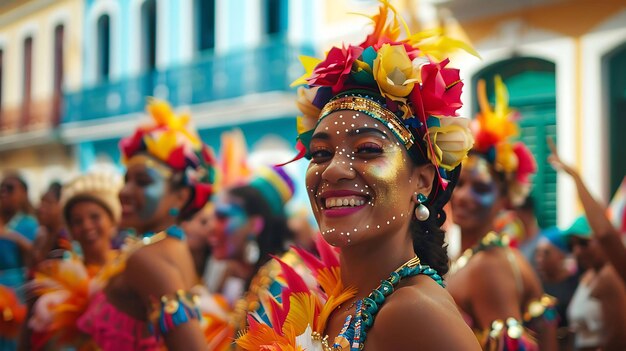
310, 127, 388, 141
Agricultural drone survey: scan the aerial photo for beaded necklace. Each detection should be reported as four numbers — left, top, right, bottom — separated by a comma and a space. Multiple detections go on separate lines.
123, 225, 186, 255
449, 231, 504, 274
317, 256, 444, 351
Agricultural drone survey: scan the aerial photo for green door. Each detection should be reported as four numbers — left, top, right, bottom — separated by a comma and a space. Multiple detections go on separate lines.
606, 43, 626, 196
472, 58, 557, 228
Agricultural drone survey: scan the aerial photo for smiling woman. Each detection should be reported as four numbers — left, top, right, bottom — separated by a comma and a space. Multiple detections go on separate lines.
73, 100, 217, 351
235, 2, 480, 350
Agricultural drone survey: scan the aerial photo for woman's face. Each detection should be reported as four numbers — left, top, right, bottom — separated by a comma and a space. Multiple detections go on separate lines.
0, 177, 27, 213
37, 191, 61, 228
305, 110, 426, 248
210, 192, 253, 260
67, 200, 115, 256
181, 205, 215, 251
534, 240, 564, 279
451, 155, 505, 233
569, 235, 604, 270
119, 156, 182, 234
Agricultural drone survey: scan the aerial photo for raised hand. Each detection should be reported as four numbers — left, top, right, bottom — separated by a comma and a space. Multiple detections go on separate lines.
547, 137, 576, 176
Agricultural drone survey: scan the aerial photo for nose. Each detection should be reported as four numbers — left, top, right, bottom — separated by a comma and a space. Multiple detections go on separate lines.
118, 182, 133, 203
321, 152, 356, 184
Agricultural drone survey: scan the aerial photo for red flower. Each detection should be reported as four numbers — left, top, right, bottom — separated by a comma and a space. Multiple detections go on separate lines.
473, 130, 499, 154
166, 146, 187, 170
193, 183, 213, 209
512, 142, 536, 184
419, 58, 463, 117
307, 45, 363, 94
201, 145, 216, 166
119, 130, 145, 159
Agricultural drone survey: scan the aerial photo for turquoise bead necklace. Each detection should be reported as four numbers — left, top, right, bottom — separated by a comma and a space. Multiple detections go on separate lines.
330, 255, 444, 350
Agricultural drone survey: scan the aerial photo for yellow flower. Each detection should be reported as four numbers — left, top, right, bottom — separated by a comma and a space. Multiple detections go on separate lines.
373, 44, 420, 101
295, 87, 321, 134
290, 56, 322, 87
495, 142, 518, 174
425, 117, 474, 170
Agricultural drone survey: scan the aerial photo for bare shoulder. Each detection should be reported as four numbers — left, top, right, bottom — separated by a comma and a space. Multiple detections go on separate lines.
467, 247, 519, 286
365, 275, 480, 351
595, 265, 626, 297
125, 239, 190, 298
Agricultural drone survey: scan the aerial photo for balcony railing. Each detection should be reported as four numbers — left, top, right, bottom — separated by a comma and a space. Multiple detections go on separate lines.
63, 39, 315, 123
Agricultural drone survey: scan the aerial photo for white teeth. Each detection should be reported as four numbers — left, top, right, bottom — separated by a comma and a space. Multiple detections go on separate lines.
324, 197, 367, 208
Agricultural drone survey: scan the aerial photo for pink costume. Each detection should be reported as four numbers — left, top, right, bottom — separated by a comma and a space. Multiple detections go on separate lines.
77, 291, 160, 351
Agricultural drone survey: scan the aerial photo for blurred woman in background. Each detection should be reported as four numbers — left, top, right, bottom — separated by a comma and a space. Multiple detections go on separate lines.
0, 173, 38, 351
535, 227, 579, 350
564, 217, 626, 350
31, 182, 69, 267
208, 166, 295, 303
447, 77, 557, 350
0, 173, 38, 289
180, 203, 215, 283
77, 100, 215, 351
22, 172, 123, 351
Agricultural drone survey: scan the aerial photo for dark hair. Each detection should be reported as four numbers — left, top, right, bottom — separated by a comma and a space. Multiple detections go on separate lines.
47, 182, 62, 201
168, 171, 203, 222
229, 185, 294, 272
407, 160, 463, 277
1, 173, 35, 215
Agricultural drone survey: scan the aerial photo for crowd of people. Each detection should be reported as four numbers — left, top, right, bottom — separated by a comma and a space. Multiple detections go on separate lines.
1, 2, 625, 351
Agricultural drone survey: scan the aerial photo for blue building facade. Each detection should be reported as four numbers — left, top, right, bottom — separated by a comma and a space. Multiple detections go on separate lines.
61, 0, 315, 172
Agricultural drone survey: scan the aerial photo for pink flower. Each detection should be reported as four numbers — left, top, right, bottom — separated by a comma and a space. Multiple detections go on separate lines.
419, 58, 463, 117
307, 45, 364, 93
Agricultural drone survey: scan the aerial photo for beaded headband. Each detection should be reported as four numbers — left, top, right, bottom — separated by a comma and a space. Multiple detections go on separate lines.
319, 95, 415, 149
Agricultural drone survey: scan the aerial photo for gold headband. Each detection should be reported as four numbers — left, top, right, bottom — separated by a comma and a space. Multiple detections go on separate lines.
319, 96, 415, 149
126, 154, 173, 178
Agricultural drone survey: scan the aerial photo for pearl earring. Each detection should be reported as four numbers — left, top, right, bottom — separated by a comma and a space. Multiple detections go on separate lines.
414, 193, 429, 221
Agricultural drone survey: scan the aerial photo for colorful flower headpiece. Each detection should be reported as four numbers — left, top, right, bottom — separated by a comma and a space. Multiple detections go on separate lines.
472, 75, 537, 207
119, 99, 217, 210
290, 1, 478, 192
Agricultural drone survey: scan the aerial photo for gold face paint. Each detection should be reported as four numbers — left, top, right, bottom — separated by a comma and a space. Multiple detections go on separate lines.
305, 110, 416, 247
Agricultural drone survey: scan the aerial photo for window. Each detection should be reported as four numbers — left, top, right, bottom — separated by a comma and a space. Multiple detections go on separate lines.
52, 24, 64, 125
141, 0, 157, 71
96, 15, 110, 82
195, 0, 215, 52
265, 0, 287, 36
22, 36, 33, 129
605, 43, 626, 196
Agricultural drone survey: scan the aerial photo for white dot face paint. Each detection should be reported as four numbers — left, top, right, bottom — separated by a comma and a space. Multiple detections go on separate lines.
305, 110, 418, 248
